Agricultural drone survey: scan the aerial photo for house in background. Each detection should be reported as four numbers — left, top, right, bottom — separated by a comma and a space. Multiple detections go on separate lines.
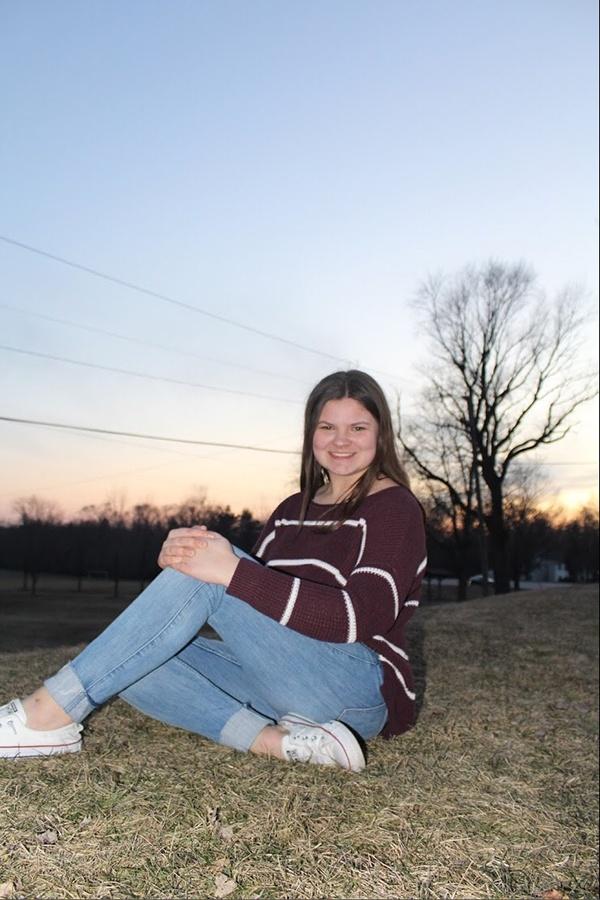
528, 558, 569, 583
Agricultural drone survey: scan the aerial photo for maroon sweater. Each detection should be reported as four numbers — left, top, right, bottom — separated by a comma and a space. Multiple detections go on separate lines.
228, 485, 427, 737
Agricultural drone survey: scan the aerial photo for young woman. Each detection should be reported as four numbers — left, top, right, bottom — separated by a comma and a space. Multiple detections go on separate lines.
1, 370, 427, 771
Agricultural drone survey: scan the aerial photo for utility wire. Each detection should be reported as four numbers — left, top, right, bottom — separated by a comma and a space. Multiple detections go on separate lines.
522, 461, 598, 467
0, 233, 352, 365
45, 418, 299, 459
0, 344, 303, 405
0, 234, 414, 385
0, 428, 299, 500
0, 415, 300, 455
0, 302, 311, 386
0, 415, 594, 465
0, 460, 185, 501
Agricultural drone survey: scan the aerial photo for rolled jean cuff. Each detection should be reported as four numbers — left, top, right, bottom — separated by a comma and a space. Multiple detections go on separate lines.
44, 663, 96, 723
219, 705, 273, 752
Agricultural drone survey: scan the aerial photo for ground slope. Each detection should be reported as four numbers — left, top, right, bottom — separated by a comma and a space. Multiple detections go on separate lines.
0, 586, 597, 899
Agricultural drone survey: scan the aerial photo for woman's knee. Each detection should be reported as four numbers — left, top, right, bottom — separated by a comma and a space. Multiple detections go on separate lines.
143, 567, 225, 613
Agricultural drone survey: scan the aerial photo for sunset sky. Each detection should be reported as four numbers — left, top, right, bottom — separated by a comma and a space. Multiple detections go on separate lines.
1, 0, 598, 524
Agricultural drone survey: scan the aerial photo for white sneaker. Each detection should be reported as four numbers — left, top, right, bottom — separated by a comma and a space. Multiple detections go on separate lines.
0, 699, 82, 758
0, 698, 18, 717
279, 713, 366, 772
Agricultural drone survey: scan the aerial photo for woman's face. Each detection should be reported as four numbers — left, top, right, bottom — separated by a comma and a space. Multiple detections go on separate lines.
312, 397, 379, 483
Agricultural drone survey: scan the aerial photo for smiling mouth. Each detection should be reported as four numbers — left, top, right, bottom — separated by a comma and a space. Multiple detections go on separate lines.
329, 452, 354, 458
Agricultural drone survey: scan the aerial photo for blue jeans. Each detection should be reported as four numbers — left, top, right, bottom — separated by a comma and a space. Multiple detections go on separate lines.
45, 549, 387, 752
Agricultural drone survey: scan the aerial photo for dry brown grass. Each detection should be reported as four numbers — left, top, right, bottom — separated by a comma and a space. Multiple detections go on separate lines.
0, 586, 597, 899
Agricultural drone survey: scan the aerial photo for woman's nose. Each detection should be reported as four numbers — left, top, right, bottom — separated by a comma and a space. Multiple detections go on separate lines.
333, 431, 351, 446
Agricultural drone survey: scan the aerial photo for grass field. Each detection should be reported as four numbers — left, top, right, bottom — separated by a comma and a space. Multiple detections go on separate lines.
0, 585, 598, 899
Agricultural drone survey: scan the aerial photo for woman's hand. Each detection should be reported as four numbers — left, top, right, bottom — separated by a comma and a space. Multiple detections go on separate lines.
158, 526, 208, 569
158, 526, 239, 587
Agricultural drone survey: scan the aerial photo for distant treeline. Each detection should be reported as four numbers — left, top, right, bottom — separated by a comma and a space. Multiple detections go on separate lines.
0, 494, 598, 598
427, 502, 599, 593
0, 497, 263, 594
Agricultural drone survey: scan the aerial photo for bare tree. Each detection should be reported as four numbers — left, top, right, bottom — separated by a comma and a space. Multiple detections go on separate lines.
14, 495, 63, 526
398, 394, 482, 600
403, 260, 597, 594
13, 495, 64, 593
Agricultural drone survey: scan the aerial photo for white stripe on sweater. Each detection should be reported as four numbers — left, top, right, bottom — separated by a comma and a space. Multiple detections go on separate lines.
342, 590, 357, 642
275, 517, 366, 528
274, 517, 368, 569
266, 558, 348, 586
280, 577, 300, 626
255, 530, 277, 558
355, 518, 368, 567
373, 634, 409, 660
378, 654, 416, 701
405, 599, 419, 607
417, 555, 427, 575
352, 566, 399, 617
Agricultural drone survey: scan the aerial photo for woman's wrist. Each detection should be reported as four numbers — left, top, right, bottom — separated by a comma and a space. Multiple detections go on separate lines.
220, 556, 240, 587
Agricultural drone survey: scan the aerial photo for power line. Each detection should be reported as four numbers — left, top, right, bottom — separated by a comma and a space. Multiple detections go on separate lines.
0, 233, 415, 386
0, 415, 300, 455
0, 414, 594, 465
19, 419, 229, 459
0, 421, 300, 502
0, 344, 303, 405
0, 301, 311, 387
48, 418, 299, 459
0, 233, 352, 365
0, 460, 182, 501
528, 461, 599, 467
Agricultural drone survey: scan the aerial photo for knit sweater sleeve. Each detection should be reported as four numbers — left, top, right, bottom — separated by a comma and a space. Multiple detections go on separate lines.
227, 491, 427, 643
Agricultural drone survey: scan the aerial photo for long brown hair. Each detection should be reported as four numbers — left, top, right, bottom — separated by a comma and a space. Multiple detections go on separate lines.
299, 370, 411, 523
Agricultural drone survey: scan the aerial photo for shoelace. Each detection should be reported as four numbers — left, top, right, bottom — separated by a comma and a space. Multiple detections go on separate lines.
0, 700, 19, 717
285, 730, 330, 763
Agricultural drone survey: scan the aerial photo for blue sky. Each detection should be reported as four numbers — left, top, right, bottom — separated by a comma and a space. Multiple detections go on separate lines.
0, 0, 598, 521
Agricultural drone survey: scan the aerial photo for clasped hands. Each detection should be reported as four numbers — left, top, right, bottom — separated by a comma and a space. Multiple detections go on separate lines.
158, 526, 239, 587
